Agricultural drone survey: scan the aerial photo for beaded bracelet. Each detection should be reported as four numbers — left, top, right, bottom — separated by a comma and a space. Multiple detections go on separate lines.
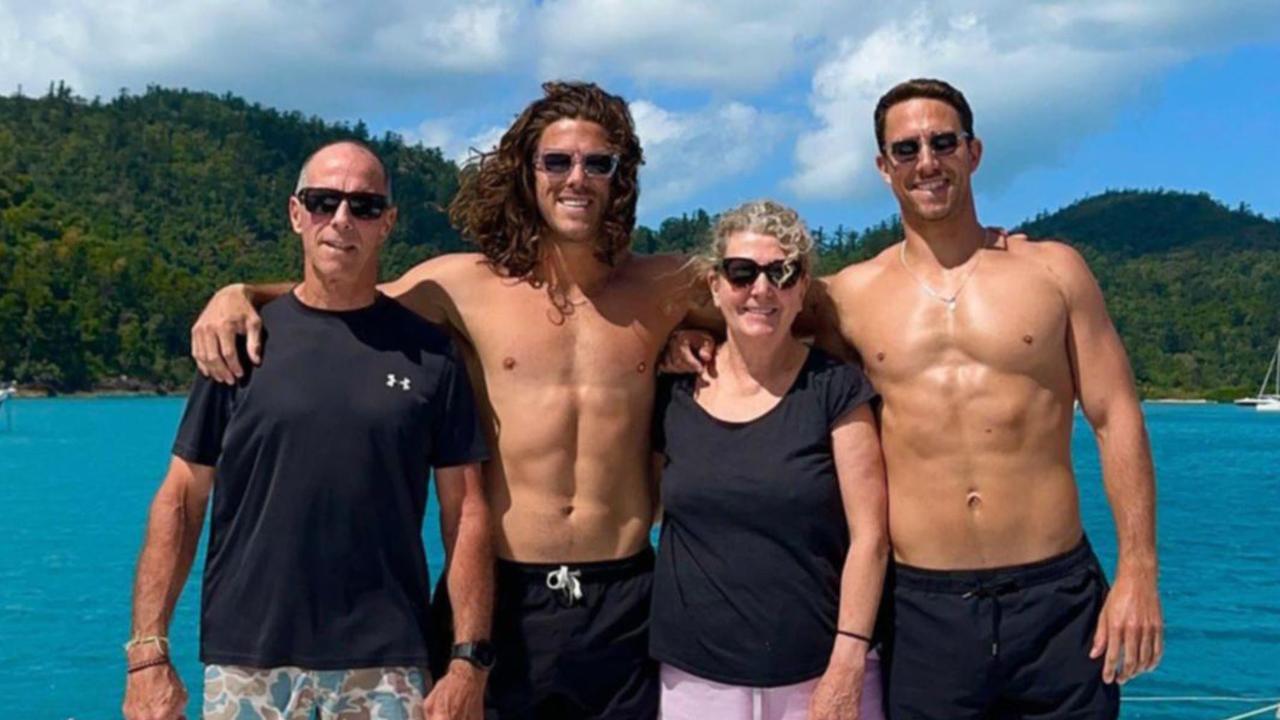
123, 636, 170, 654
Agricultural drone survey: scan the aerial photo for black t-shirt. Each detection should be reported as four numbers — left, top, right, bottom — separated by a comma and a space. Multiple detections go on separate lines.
172, 292, 488, 669
649, 348, 877, 686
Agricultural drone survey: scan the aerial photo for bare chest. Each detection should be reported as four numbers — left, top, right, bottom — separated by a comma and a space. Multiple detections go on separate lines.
460, 283, 672, 393
850, 266, 1071, 389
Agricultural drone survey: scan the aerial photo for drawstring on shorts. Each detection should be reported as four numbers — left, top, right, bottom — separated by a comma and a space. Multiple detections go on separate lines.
546, 565, 583, 606
962, 579, 1020, 656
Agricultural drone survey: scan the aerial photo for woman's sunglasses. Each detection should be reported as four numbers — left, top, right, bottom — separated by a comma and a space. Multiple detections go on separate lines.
295, 188, 390, 220
719, 257, 804, 290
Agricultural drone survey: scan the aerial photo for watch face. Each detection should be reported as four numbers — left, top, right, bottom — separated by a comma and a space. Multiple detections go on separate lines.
454, 642, 496, 669
473, 643, 496, 666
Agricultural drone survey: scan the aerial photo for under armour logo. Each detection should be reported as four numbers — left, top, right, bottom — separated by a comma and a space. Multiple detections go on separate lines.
386, 374, 411, 391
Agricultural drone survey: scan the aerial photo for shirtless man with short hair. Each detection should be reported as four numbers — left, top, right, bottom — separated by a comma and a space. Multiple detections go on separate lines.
191, 82, 695, 719
813, 78, 1163, 718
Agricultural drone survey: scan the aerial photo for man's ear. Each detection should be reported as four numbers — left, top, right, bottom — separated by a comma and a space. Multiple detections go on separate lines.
875, 153, 893, 186
288, 195, 306, 234
968, 137, 983, 174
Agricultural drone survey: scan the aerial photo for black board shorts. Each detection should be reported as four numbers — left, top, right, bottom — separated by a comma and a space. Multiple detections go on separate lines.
881, 537, 1120, 719
433, 548, 658, 720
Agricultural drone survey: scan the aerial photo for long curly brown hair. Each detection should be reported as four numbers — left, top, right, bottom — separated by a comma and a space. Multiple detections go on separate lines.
448, 81, 644, 281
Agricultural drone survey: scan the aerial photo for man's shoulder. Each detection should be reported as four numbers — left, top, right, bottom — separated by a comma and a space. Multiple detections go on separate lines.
402, 252, 496, 286
619, 251, 691, 286
824, 245, 897, 297
1005, 234, 1094, 280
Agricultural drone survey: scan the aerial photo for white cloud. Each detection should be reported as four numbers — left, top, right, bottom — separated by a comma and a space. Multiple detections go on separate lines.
787, 2, 1280, 200
401, 119, 508, 164
1, 0, 1276, 211
533, 0, 851, 90
372, 3, 522, 73
631, 99, 784, 216
0, 0, 528, 114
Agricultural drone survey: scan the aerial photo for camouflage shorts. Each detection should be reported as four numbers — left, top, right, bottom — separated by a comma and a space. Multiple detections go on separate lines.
202, 664, 430, 720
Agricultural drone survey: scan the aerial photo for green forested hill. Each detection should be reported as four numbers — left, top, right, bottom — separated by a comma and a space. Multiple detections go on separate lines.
1, 87, 1277, 397
1019, 191, 1280, 399
1, 85, 463, 390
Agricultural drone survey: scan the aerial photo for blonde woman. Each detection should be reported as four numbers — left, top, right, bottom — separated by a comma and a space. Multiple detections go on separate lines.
651, 200, 888, 720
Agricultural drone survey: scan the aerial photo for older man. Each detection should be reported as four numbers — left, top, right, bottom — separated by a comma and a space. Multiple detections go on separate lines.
813, 78, 1163, 719
123, 141, 492, 720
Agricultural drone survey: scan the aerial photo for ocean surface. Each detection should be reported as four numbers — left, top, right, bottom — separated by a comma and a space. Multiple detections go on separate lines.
0, 398, 1276, 719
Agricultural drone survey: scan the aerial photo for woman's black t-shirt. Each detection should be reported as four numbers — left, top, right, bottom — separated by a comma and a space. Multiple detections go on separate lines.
649, 348, 877, 686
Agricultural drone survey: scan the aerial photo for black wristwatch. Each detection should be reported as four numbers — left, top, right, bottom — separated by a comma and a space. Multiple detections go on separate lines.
450, 641, 497, 670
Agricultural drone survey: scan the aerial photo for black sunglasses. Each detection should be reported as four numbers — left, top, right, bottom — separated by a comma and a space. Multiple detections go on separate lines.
719, 257, 804, 290
295, 188, 390, 220
886, 132, 971, 164
534, 151, 620, 178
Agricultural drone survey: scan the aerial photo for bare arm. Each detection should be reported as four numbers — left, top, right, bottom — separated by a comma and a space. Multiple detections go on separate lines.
1053, 242, 1162, 684
122, 457, 215, 720
808, 275, 857, 362
810, 404, 889, 720
191, 282, 292, 383
192, 255, 464, 384
424, 462, 492, 720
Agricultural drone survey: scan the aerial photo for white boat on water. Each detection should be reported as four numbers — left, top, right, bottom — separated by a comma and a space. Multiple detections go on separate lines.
1236, 339, 1280, 407
0, 384, 13, 405
1257, 398, 1280, 413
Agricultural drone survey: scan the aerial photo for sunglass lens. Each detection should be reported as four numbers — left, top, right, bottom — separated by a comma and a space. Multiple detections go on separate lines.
722, 259, 760, 287
346, 193, 386, 220
764, 261, 802, 289
890, 138, 920, 162
303, 190, 342, 215
541, 153, 573, 174
582, 154, 617, 177
930, 132, 960, 154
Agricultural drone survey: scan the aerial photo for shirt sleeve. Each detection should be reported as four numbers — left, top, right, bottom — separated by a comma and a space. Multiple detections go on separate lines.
826, 360, 878, 427
427, 344, 490, 468
172, 372, 235, 467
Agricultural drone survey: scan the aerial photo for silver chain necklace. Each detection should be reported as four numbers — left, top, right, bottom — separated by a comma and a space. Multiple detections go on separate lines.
898, 231, 990, 313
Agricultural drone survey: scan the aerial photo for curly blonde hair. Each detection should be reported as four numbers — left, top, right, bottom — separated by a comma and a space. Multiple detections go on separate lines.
692, 199, 815, 282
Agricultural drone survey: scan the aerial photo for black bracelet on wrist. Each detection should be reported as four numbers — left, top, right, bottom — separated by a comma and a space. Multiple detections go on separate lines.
836, 629, 873, 645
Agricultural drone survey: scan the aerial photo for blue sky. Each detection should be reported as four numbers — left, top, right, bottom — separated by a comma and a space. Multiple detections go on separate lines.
2, 1, 1277, 233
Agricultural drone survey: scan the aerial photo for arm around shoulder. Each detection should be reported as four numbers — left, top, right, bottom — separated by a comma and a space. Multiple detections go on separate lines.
378, 253, 485, 327
191, 281, 291, 383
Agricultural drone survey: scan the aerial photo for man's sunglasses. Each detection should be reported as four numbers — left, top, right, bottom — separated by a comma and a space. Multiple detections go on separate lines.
534, 151, 620, 178
295, 188, 390, 220
719, 257, 804, 290
885, 131, 971, 164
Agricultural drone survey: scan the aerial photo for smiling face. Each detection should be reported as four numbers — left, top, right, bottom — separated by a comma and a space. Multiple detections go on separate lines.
710, 231, 808, 341
875, 97, 983, 224
534, 118, 614, 245
289, 143, 396, 287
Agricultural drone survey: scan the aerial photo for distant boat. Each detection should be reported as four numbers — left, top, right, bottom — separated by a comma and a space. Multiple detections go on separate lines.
1235, 339, 1280, 406
1257, 398, 1280, 413
0, 384, 13, 406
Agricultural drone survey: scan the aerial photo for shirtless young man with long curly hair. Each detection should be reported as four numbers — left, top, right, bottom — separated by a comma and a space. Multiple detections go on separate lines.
190, 82, 699, 719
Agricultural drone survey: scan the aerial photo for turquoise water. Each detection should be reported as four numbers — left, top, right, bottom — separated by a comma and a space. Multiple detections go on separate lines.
0, 398, 1276, 719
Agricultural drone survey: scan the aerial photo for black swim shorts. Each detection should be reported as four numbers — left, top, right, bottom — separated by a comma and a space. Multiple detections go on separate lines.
434, 548, 658, 720
881, 537, 1120, 719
